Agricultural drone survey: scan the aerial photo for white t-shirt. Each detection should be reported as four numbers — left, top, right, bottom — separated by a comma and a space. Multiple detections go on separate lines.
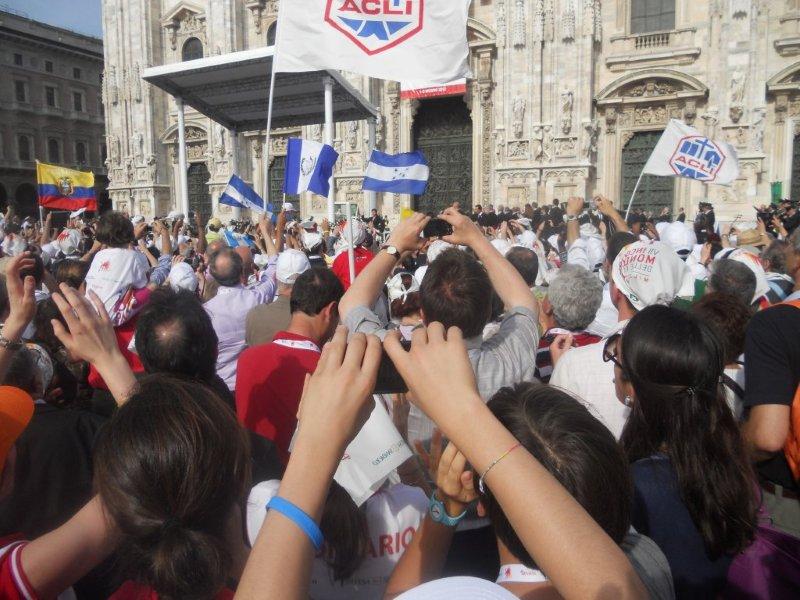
722, 365, 745, 421
247, 481, 428, 600
586, 283, 619, 338
395, 577, 517, 599
84, 248, 149, 317
550, 321, 631, 440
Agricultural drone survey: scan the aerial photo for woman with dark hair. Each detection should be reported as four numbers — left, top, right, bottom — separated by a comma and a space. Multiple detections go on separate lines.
384, 383, 673, 599
95, 375, 252, 599
606, 305, 757, 598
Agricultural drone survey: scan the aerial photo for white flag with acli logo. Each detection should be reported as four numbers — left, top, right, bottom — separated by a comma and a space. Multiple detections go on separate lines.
643, 119, 740, 185
274, 0, 472, 84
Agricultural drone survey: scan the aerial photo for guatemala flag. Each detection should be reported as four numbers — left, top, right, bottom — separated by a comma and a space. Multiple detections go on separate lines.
283, 138, 339, 197
362, 150, 429, 195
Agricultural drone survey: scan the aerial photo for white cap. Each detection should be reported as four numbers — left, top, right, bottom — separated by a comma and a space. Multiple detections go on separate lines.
612, 241, 695, 311
131, 215, 145, 225
276, 249, 311, 285
253, 253, 270, 269
517, 230, 537, 250
414, 265, 429, 283
300, 218, 316, 231
302, 230, 323, 251
427, 239, 453, 263
168, 262, 198, 293
282, 202, 296, 212
661, 221, 697, 255
167, 210, 184, 221
386, 272, 420, 304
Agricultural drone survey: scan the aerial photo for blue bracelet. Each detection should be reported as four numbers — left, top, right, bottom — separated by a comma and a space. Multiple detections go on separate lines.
266, 497, 324, 552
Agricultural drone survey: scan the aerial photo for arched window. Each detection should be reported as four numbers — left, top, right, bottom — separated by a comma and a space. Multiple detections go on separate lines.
76, 141, 87, 165
48, 138, 60, 163
267, 22, 277, 46
18, 136, 31, 161
182, 37, 204, 61
631, 0, 675, 34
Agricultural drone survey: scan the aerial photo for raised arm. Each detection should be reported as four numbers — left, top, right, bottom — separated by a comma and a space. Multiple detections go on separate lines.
440, 208, 537, 314
384, 326, 648, 600
236, 328, 381, 600
258, 214, 279, 258
50, 285, 137, 406
0, 254, 37, 381
20, 497, 117, 599
194, 212, 207, 256
338, 213, 429, 321
565, 196, 583, 247
595, 196, 629, 233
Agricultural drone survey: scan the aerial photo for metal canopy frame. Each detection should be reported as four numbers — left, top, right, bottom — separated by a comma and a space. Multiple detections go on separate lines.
142, 46, 378, 221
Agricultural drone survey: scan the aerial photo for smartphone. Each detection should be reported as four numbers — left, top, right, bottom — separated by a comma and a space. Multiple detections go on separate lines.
423, 218, 453, 239
374, 339, 412, 394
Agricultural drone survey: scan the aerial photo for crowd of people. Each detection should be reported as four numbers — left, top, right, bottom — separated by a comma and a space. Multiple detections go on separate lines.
0, 191, 798, 600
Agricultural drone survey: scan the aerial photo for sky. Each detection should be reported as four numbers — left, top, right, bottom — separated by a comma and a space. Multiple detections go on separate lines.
3, 0, 103, 38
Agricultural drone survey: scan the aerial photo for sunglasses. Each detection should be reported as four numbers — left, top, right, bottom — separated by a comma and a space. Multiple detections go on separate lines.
602, 333, 624, 371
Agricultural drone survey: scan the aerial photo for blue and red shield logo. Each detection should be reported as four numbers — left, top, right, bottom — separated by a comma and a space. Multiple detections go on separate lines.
325, 0, 425, 56
668, 135, 727, 182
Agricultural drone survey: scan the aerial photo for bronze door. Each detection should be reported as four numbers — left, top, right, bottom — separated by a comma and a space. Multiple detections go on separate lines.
791, 134, 800, 201
187, 162, 211, 220
621, 131, 675, 214
413, 97, 472, 215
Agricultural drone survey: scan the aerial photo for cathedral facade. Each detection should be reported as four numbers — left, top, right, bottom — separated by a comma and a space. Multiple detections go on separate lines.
102, 0, 800, 223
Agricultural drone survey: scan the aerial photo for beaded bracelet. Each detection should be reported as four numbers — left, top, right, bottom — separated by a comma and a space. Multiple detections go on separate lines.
478, 443, 522, 494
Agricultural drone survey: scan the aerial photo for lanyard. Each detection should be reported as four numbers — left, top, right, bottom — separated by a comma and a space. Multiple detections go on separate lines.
272, 338, 321, 353
496, 564, 547, 584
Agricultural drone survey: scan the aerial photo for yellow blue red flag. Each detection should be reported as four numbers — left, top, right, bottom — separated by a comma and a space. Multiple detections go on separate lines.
36, 161, 97, 211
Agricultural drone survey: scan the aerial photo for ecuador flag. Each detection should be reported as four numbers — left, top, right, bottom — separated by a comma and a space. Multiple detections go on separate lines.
36, 161, 97, 211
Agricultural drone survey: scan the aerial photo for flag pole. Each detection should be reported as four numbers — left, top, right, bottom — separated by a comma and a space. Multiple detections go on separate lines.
347, 204, 356, 284
263, 55, 278, 211
624, 170, 645, 222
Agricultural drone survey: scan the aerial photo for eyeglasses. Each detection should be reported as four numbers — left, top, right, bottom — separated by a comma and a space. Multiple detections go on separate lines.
602, 333, 624, 370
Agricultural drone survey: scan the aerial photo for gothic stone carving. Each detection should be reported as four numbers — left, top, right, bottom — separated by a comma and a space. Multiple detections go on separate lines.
512, 95, 526, 138
562, 1, 576, 42
561, 89, 574, 135
508, 141, 530, 159
513, 0, 526, 48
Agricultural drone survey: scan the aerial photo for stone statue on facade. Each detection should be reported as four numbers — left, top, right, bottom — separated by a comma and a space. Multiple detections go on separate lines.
752, 108, 765, 153
215, 127, 226, 159
346, 121, 359, 150
108, 66, 119, 105
512, 95, 526, 138
583, 119, 599, 159
561, 89, 574, 135
131, 133, 144, 163
730, 70, 747, 107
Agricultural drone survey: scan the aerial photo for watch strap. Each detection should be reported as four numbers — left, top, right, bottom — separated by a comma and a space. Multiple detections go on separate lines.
428, 492, 467, 527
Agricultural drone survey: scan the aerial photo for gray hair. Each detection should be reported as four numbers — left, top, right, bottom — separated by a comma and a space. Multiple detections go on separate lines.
707, 259, 756, 307
547, 264, 604, 331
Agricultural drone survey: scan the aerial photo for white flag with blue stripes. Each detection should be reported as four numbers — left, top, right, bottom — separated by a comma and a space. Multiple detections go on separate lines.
362, 150, 429, 195
283, 138, 339, 197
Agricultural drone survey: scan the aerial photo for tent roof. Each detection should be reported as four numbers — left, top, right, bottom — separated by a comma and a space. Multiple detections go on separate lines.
142, 46, 377, 132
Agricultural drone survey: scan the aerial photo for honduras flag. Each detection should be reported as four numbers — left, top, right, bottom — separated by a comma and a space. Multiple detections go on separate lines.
283, 138, 339, 197
222, 229, 257, 249
362, 150, 430, 195
219, 174, 279, 223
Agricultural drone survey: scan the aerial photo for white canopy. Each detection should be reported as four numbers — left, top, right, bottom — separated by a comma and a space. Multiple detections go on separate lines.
141, 46, 377, 131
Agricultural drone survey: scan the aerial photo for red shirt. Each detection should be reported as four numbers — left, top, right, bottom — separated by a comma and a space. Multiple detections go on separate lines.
0, 537, 35, 600
88, 317, 145, 390
536, 329, 601, 384
332, 247, 374, 290
235, 331, 321, 463
110, 581, 234, 599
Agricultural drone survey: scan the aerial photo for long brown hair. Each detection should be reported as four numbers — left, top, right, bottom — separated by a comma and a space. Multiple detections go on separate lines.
94, 375, 251, 599
620, 306, 757, 558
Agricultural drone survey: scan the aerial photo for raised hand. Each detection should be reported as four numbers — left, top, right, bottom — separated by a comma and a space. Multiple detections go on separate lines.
3, 253, 37, 340
296, 327, 382, 454
439, 207, 483, 248
386, 212, 430, 253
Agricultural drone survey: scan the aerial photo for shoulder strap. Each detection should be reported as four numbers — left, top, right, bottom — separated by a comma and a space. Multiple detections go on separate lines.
767, 280, 788, 300
721, 373, 745, 401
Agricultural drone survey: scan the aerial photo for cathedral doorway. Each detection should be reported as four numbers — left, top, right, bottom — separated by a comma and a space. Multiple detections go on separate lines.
412, 97, 472, 215
621, 131, 675, 215
791, 133, 800, 202
187, 163, 211, 220
268, 155, 298, 207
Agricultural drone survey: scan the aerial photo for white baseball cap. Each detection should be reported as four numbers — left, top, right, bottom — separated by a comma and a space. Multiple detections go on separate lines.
131, 215, 145, 225
276, 249, 311, 285
167, 210, 184, 221
342, 219, 367, 247
168, 262, 198, 293
612, 241, 695, 311
282, 202, 296, 212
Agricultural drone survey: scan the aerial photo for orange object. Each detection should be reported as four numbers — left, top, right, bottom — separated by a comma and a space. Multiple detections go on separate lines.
0, 387, 34, 475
